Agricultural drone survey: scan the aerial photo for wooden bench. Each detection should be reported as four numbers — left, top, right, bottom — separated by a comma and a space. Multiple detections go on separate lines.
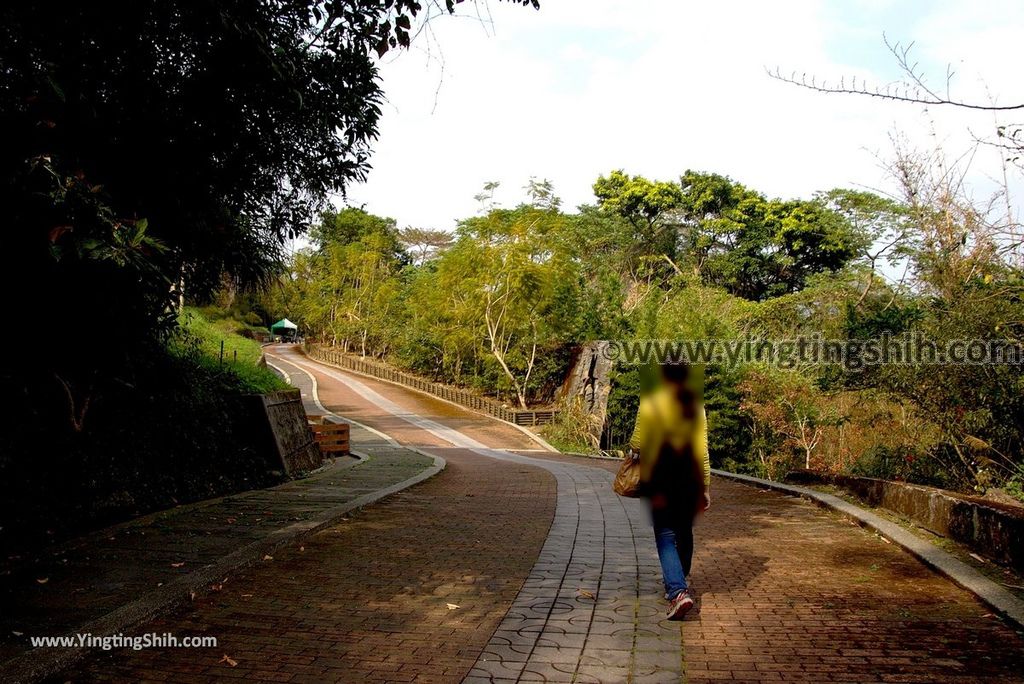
309, 421, 350, 455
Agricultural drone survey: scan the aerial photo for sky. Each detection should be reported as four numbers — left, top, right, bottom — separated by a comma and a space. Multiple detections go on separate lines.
338, 0, 1024, 232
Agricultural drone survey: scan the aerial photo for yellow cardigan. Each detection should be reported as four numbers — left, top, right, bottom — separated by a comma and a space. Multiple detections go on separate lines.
628, 387, 711, 489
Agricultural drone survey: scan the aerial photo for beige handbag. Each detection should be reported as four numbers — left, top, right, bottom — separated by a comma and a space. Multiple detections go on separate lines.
613, 450, 642, 497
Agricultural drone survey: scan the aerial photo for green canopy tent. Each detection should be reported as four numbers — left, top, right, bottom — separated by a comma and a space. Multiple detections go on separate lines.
270, 318, 298, 341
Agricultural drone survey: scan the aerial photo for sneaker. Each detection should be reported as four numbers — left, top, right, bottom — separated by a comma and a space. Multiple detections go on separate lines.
666, 590, 694, 620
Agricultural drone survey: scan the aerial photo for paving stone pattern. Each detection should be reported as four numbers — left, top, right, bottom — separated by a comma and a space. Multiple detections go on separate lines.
0, 446, 429, 670
56, 446, 557, 684
42, 350, 1024, 683
457, 449, 679, 684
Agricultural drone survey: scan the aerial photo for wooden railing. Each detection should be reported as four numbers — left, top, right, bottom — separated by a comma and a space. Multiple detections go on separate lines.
305, 344, 557, 427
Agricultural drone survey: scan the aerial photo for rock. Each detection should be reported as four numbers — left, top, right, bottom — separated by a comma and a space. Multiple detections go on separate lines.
556, 341, 612, 448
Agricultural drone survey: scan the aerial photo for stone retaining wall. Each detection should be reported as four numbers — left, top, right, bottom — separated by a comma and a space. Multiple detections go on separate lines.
244, 389, 322, 476
786, 471, 1024, 572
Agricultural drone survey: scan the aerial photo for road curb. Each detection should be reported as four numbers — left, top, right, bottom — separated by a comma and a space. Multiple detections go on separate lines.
1, 454, 446, 684
712, 468, 1024, 631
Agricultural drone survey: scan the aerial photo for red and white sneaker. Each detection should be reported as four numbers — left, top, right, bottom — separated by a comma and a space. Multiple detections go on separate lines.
666, 590, 694, 620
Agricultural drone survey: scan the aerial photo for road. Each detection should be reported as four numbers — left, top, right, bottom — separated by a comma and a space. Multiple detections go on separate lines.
61, 345, 1024, 683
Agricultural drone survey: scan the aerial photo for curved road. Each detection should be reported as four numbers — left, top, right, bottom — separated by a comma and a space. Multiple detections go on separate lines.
65, 345, 1024, 683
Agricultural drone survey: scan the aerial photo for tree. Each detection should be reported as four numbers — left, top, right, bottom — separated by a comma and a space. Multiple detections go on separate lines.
474, 180, 502, 213
431, 206, 583, 408
815, 189, 909, 307
740, 368, 842, 472
287, 208, 407, 354
524, 176, 561, 211
678, 171, 865, 300
399, 227, 454, 264
768, 36, 1024, 167
1, 0, 538, 434
593, 170, 685, 282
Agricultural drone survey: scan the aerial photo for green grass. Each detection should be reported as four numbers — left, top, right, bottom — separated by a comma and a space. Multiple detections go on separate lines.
179, 306, 288, 393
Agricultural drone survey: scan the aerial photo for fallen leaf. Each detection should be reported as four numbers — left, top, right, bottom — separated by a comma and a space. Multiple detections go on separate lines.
262, 555, 273, 561
981, 613, 995, 619
446, 603, 460, 610
157, 582, 164, 587
210, 584, 223, 592
36, 578, 48, 585
577, 589, 596, 600
171, 562, 185, 568
219, 654, 238, 667
969, 553, 987, 563
226, 517, 237, 524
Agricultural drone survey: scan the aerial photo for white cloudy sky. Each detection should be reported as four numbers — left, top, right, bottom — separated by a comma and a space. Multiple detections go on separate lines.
339, 0, 1024, 231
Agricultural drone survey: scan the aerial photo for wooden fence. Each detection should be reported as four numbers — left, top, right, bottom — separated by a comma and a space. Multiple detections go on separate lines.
306, 345, 557, 427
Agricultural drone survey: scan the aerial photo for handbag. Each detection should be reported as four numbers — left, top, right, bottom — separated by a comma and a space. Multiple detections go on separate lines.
613, 450, 642, 497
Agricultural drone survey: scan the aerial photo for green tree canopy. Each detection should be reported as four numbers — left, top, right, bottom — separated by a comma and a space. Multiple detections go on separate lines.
678, 170, 866, 300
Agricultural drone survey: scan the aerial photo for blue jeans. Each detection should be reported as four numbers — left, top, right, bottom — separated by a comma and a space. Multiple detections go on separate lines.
653, 514, 694, 600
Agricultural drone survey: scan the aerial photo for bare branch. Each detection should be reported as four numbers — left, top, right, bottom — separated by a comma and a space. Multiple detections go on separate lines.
767, 35, 1024, 112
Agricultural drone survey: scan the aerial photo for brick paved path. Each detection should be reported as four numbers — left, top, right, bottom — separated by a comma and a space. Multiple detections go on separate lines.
0, 444, 431, 672
53, 348, 1024, 683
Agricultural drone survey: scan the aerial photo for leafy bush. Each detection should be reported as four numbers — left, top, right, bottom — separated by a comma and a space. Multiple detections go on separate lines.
849, 444, 957, 490
0, 338, 287, 553
540, 396, 601, 454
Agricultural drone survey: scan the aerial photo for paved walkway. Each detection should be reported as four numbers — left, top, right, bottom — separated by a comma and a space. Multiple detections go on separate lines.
46, 347, 1024, 682
0, 411, 435, 680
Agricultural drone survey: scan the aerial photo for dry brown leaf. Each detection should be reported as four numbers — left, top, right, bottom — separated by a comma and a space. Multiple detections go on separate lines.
446, 603, 460, 610
577, 589, 596, 600
171, 562, 185, 568
262, 555, 273, 561
219, 654, 238, 667
36, 578, 48, 585
226, 517, 237, 524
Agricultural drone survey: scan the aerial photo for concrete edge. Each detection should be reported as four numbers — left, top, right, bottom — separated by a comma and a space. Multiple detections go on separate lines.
10, 454, 359, 568
560, 450, 623, 461
1, 455, 446, 684
265, 360, 292, 385
711, 468, 1024, 631
266, 350, 401, 448
302, 347, 559, 453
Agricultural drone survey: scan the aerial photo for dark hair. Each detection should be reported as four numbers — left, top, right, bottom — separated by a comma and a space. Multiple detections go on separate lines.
660, 363, 690, 385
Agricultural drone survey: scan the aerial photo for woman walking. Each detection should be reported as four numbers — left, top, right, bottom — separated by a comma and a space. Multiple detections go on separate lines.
628, 363, 711, 620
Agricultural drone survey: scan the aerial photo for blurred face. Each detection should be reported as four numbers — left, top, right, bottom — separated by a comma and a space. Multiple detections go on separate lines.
655, 364, 704, 413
